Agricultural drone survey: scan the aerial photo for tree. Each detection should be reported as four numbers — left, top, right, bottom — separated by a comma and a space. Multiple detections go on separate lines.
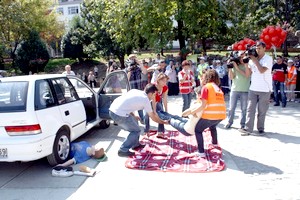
0, 0, 63, 69
15, 31, 50, 74
61, 16, 88, 62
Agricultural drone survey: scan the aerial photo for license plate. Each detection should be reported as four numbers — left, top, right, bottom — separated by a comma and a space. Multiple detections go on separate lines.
0, 148, 8, 158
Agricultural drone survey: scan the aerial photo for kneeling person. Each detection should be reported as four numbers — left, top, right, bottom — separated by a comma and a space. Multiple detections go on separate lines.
109, 83, 169, 157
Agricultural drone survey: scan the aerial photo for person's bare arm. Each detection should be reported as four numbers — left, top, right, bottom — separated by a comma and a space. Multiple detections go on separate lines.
250, 56, 268, 73
56, 158, 75, 167
147, 64, 158, 72
148, 111, 169, 124
162, 90, 168, 112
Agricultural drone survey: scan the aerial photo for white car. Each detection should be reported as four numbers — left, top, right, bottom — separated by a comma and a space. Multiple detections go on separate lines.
0, 71, 129, 165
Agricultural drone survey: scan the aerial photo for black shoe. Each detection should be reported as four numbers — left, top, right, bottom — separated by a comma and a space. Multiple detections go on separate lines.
225, 123, 231, 129
258, 130, 265, 134
273, 103, 280, 106
282, 104, 286, 108
239, 128, 251, 136
132, 144, 146, 151
118, 150, 135, 157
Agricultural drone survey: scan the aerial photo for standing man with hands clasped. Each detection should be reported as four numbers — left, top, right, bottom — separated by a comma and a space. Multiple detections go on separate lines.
225, 51, 251, 129
272, 55, 287, 107
239, 41, 273, 136
178, 60, 195, 112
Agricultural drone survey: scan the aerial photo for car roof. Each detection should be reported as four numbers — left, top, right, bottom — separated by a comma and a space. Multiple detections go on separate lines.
0, 74, 68, 82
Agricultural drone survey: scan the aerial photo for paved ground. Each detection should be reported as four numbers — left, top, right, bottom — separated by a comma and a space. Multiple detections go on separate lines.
1, 95, 300, 200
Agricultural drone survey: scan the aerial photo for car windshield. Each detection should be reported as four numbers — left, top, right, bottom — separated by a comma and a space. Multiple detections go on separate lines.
0, 81, 28, 112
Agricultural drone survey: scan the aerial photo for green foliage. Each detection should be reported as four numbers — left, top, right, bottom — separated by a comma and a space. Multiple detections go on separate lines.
15, 31, 49, 74
61, 16, 88, 61
44, 58, 75, 73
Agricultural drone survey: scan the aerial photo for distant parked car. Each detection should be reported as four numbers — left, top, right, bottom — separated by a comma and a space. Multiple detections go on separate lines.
0, 71, 130, 165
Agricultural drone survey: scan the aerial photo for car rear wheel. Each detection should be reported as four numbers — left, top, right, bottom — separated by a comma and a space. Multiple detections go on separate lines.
47, 129, 70, 166
99, 120, 110, 129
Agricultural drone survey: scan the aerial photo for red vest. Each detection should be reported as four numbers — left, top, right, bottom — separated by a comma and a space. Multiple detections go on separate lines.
179, 71, 193, 94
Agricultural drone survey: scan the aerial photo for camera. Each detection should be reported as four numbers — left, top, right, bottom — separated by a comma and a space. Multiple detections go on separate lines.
227, 51, 241, 69
245, 45, 258, 57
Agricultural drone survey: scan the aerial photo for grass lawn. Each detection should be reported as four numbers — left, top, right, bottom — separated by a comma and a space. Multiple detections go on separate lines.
44, 58, 76, 73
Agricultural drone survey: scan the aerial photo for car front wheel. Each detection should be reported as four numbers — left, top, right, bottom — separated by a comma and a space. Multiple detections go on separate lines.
47, 129, 70, 166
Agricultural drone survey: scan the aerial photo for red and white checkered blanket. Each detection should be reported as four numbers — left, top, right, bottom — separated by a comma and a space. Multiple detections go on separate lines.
125, 130, 225, 173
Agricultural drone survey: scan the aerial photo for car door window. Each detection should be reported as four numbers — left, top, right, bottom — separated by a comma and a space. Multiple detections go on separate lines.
52, 78, 78, 104
102, 72, 129, 94
35, 80, 55, 110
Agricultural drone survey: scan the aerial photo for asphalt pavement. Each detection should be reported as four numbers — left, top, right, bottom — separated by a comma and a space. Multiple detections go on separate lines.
1, 95, 300, 200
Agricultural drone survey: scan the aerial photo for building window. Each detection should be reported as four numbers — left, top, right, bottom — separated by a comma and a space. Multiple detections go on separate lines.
56, 7, 64, 15
68, 6, 79, 15
58, 0, 68, 3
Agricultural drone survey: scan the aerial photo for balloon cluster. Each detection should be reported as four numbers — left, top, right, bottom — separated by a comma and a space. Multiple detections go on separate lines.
259, 26, 287, 49
231, 25, 287, 51
232, 38, 256, 51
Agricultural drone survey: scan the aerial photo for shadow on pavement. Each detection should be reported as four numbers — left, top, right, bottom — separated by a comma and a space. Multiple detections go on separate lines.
265, 132, 300, 145
224, 150, 283, 175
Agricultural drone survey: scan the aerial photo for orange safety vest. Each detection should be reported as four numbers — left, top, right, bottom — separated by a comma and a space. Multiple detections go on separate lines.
287, 65, 297, 85
201, 82, 226, 120
179, 70, 193, 94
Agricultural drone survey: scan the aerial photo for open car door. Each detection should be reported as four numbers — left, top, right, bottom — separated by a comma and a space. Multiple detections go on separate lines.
98, 70, 130, 120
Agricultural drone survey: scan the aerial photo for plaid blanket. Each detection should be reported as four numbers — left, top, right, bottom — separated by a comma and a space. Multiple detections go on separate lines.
125, 129, 225, 173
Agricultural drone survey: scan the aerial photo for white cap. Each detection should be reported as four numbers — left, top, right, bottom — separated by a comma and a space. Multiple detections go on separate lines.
199, 56, 205, 60
216, 60, 221, 63
288, 59, 294, 63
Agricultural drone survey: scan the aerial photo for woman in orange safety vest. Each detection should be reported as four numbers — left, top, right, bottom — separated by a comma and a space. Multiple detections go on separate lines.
192, 69, 226, 157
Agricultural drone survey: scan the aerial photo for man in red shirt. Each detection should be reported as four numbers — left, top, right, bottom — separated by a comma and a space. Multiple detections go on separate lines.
272, 56, 287, 107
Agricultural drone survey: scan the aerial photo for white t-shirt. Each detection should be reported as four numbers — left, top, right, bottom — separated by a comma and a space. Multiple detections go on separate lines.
62, 71, 75, 76
248, 54, 273, 92
109, 89, 153, 117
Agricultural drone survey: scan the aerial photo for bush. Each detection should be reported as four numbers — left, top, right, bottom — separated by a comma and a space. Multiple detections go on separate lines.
15, 31, 49, 74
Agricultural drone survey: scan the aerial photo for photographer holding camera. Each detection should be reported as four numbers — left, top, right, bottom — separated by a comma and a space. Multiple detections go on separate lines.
225, 51, 251, 129
239, 41, 273, 136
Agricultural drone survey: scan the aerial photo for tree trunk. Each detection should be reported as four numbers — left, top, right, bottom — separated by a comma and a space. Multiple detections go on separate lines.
117, 55, 125, 69
10, 42, 19, 69
177, 19, 186, 50
160, 48, 164, 57
202, 38, 207, 54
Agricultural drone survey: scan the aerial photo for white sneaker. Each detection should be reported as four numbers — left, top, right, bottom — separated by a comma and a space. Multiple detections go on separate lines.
192, 152, 206, 158
52, 167, 73, 177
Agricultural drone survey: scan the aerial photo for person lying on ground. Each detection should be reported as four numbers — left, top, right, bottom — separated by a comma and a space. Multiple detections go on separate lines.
56, 141, 105, 167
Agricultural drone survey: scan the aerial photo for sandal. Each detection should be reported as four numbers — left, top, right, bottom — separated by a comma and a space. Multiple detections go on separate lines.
156, 132, 168, 139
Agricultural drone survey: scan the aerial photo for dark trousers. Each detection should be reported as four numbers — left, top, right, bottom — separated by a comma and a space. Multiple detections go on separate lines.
194, 119, 222, 153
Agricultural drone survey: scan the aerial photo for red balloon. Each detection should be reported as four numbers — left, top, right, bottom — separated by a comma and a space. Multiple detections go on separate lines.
271, 36, 279, 43
264, 35, 270, 41
237, 45, 243, 50
269, 27, 275, 35
281, 30, 287, 39
266, 44, 271, 50
275, 26, 282, 35
263, 28, 268, 34
233, 43, 238, 50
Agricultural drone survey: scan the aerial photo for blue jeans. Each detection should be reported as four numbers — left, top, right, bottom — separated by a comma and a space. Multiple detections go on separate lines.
272, 81, 286, 105
157, 110, 190, 136
182, 93, 193, 112
144, 102, 165, 132
227, 91, 248, 127
109, 111, 141, 152
194, 119, 222, 153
